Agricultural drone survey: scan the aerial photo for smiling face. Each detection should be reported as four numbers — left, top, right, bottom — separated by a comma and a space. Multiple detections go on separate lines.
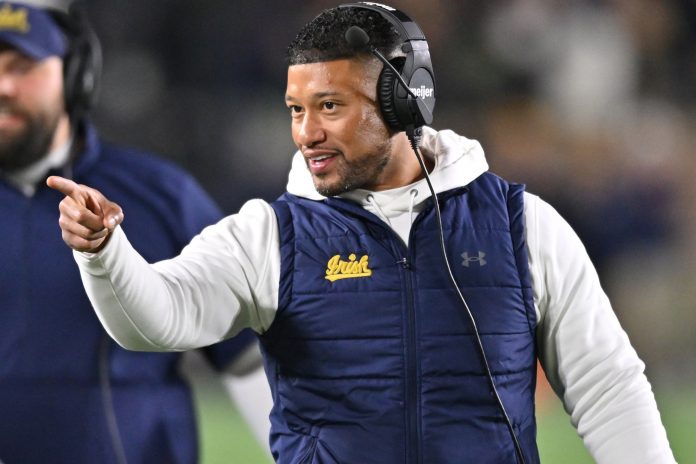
286, 57, 416, 196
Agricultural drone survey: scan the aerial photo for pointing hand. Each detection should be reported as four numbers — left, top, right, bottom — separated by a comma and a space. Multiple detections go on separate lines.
46, 176, 124, 253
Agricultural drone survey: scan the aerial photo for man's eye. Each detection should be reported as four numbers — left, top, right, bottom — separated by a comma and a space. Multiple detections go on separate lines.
289, 105, 303, 114
9, 58, 34, 74
323, 102, 336, 110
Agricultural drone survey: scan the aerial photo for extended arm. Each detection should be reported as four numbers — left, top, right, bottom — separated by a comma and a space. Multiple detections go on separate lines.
48, 174, 279, 351
525, 193, 675, 464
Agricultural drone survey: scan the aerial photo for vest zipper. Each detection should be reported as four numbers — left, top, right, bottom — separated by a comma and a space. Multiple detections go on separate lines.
349, 201, 426, 464
401, 212, 429, 464
402, 260, 421, 464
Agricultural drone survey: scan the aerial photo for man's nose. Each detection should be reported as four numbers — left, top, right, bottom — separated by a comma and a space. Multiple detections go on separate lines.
296, 112, 326, 147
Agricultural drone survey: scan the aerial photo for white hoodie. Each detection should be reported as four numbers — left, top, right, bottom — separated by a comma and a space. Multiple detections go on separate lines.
74, 127, 675, 463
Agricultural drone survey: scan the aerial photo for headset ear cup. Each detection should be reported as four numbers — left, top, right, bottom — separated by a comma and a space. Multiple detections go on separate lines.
62, 51, 78, 112
378, 67, 400, 131
378, 58, 405, 131
54, 5, 102, 121
65, 41, 97, 114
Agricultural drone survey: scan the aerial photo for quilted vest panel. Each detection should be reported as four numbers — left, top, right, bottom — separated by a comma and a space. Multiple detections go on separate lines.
264, 173, 539, 464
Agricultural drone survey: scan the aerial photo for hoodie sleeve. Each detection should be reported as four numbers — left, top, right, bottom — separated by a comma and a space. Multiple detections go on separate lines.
73, 199, 280, 351
525, 192, 675, 464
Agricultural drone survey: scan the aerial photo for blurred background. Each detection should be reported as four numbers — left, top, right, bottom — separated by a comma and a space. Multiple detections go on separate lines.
71, 0, 696, 462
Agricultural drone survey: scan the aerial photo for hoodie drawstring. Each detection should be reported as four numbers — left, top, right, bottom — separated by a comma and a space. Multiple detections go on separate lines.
365, 194, 390, 226
408, 189, 418, 226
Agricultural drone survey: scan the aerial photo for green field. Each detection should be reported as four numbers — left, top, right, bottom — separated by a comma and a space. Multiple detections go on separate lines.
192, 377, 695, 464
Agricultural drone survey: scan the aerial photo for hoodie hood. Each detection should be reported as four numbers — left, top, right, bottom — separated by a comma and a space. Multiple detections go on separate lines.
286, 126, 488, 206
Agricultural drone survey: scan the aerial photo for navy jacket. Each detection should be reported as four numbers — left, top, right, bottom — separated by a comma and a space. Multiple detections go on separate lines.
264, 173, 539, 463
0, 122, 254, 464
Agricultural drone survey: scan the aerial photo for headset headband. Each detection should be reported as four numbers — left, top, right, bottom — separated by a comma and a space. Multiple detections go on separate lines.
338, 2, 426, 42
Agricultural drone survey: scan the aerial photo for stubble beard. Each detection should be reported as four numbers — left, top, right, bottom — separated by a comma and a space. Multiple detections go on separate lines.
312, 141, 393, 197
0, 99, 62, 172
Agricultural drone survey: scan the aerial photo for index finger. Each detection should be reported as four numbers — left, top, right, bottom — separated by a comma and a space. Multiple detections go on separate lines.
46, 175, 80, 198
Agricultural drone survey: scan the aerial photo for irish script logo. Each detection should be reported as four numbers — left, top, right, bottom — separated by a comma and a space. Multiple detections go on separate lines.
325, 253, 372, 282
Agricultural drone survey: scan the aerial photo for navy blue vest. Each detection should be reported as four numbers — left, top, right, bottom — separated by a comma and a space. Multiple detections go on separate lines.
265, 172, 539, 463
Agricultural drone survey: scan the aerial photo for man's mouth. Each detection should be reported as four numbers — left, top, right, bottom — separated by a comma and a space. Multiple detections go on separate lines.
304, 149, 339, 174
309, 153, 333, 163
0, 107, 24, 130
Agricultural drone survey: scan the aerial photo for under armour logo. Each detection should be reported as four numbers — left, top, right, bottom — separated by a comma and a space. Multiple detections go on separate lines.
461, 251, 487, 267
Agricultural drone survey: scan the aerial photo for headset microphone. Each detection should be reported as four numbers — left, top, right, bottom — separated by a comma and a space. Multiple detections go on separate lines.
345, 25, 433, 127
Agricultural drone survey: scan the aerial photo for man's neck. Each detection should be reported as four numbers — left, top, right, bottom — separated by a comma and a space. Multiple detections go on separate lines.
3, 136, 74, 197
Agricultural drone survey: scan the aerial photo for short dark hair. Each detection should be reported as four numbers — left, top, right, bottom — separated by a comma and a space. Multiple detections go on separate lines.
287, 6, 400, 65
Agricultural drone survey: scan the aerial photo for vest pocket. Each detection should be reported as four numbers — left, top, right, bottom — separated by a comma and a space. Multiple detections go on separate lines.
292, 425, 340, 464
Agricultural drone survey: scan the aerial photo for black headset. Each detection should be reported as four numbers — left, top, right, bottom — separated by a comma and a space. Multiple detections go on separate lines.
47, 1, 102, 122
338, 2, 436, 132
